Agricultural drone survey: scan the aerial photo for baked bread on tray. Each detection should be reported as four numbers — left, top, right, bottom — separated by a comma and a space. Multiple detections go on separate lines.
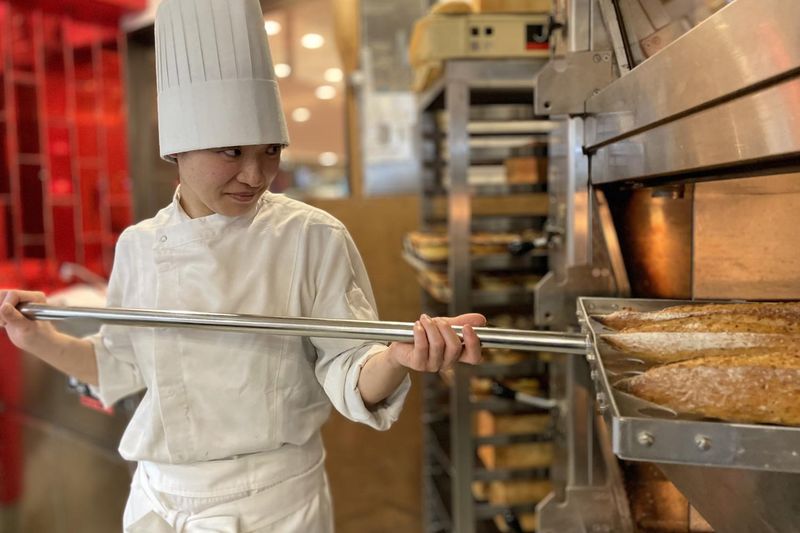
595, 301, 800, 330
594, 300, 800, 425
601, 332, 800, 364
617, 352, 800, 426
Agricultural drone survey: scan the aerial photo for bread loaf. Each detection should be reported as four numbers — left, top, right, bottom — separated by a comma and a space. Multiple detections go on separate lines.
619, 313, 800, 334
478, 442, 553, 469
475, 410, 551, 436
489, 479, 552, 504
601, 332, 800, 364
618, 352, 800, 425
595, 301, 800, 330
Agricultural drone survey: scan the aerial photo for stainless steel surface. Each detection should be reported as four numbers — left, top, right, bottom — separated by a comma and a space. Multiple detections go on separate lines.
586, 0, 800, 148
597, 0, 633, 74
535, 189, 627, 327
20, 303, 587, 354
538, 413, 633, 533
450, 362, 473, 533
658, 463, 800, 533
534, 51, 616, 115
445, 63, 472, 316
614, 0, 651, 64
579, 296, 800, 472
590, 77, 800, 184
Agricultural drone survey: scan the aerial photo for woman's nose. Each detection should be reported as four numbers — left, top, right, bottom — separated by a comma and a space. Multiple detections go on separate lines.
237, 161, 264, 187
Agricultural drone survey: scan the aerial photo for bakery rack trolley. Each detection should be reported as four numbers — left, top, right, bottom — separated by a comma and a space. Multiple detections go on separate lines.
411, 56, 560, 533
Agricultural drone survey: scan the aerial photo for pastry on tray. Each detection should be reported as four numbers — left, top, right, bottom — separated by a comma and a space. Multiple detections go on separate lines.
594, 301, 800, 330
404, 230, 542, 262
617, 351, 800, 426
601, 332, 800, 364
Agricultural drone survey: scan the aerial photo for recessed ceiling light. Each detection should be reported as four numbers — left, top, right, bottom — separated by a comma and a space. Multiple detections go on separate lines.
315, 85, 336, 100
291, 107, 311, 122
301, 33, 325, 49
264, 20, 281, 36
274, 63, 292, 78
318, 152, 339, 166
324, 68, 343, 83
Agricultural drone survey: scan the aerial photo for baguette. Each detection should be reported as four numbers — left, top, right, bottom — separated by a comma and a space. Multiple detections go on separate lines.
621, 314, 800, 334
601, 332, 800, 364
595, 301, 800, 330
617, 352, 800, 425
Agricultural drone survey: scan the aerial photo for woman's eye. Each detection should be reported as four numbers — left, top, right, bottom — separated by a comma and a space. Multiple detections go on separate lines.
266, 145, 282, 157
222, 148, 242, 157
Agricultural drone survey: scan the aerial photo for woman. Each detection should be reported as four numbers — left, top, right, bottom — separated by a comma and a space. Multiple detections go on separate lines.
0, 0, 485, 530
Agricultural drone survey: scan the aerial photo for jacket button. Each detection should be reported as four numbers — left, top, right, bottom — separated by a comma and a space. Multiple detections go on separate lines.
160, 235, 168, 242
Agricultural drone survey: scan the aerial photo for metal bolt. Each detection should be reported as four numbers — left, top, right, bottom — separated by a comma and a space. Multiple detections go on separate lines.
590, 370, 599, 381
695, 435, 712, 451
596, 392, 606, 409
592, 53, 602, 63
637, 431, 655, 447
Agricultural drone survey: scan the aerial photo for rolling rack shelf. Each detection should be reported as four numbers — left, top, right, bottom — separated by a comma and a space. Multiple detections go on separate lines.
413, 58, 556, 533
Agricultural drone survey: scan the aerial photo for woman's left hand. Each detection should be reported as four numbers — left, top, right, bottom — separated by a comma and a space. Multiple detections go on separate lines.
387, 313, 486, 373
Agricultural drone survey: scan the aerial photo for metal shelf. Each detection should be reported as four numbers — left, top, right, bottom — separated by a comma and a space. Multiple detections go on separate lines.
471, 397, 550, 414
475, 432, 553, 446
418, 58, 553, 533
475, 501, 539, 521
402, 250, 544, 275
423, 183, 548, 197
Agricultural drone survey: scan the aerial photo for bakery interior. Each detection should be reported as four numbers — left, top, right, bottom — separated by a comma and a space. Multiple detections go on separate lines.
1, 0, 799, 532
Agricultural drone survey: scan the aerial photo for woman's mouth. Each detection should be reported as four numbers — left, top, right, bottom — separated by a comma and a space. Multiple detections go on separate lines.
227, 192, 257, 203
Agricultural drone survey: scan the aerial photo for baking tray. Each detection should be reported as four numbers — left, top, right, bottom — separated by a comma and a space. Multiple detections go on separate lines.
578, 297, 800, 473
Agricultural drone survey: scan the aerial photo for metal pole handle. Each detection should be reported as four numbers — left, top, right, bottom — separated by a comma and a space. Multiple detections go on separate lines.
18, 303, 587, 354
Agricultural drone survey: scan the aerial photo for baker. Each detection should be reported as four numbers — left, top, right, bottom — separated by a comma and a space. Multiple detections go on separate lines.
0, 0, 485, 530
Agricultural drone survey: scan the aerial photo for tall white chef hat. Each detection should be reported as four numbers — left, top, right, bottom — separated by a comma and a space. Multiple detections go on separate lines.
155, 0, 289, 161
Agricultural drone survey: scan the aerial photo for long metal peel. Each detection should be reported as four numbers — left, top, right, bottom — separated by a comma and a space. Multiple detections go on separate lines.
18, 303, 587, 354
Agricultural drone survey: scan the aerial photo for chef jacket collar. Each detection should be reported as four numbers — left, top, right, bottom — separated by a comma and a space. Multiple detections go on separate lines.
172, 185, 263, 226
152, 187, 265, 250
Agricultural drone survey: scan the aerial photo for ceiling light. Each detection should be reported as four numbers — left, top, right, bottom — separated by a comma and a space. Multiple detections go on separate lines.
318, 152, 339, 166
274, 63, 292, 78
264, 20, 281, 36
324, 68, 343, 83
291, 107, 311, 122
301, 33, 325, 49
315, 85, 336, 100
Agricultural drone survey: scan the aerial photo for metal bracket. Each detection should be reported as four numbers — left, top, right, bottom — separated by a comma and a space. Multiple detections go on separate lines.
535, 51, 616, 116
537, 485, 631, 533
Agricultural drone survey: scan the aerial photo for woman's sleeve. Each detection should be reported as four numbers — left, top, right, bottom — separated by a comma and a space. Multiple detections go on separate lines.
87, 231, 146, 407
309, 225, 411, 430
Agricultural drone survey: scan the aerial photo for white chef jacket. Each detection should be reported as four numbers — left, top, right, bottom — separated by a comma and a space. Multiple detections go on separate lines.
88, 189, 411, 465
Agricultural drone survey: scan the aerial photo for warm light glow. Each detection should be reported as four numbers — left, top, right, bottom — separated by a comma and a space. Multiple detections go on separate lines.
301, 33, 325, 49
291, 107, 311, 122
264, 20, 281, 36
324, 67, 343, 83
315, 85, 336, 100
274, 63, 292, 78
318, 152, 338, 166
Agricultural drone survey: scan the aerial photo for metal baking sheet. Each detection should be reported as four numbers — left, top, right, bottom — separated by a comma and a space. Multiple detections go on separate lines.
578, 297, 800, 473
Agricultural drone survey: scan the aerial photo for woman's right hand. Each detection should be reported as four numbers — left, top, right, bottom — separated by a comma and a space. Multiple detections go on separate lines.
0, 290, 58, 352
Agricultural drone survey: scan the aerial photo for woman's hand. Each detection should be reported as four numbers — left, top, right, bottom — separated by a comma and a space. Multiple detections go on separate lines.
0, 290, 58, 352
387, 313, 486, 373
